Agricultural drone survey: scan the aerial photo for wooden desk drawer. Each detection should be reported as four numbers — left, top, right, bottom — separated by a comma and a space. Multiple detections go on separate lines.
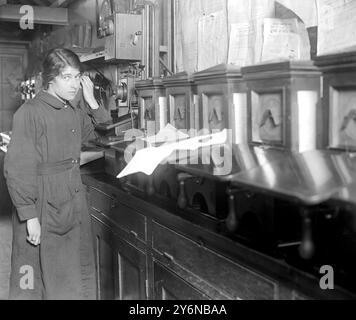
152, 221, 277, 300
89, 187, 115, 215
109, 202, 147, 243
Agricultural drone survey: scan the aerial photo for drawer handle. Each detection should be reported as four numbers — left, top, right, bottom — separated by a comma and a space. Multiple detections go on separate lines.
130, 230, 138, 238
163, 252, 174, 261
197, 238, 205, 248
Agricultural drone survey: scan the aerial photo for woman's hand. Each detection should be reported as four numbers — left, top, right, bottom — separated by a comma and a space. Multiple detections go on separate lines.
81, 75, 100, 110
27, 217, 41, 246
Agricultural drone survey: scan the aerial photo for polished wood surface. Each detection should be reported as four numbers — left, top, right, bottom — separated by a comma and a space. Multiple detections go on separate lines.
82, 169, 356, 300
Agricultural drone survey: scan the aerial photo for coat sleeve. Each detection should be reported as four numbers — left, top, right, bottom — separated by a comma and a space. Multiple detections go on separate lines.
3, 104, 42, 222
79, 95, 111, 144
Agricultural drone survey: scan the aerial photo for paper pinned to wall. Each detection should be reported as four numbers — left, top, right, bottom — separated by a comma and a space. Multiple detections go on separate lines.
261, 18, 301, 62
227, 0, 275, 65
228, 23, 253, 66
275, 2, 312, 60
200, 0, 225, 15
276, 0, 317, 27
197, 11, 228, 71
227, 0, 251, 23
250, 0, 275, 63
174, 0, 184, 72
177, 0, 202, 73
317, 0, 356, 56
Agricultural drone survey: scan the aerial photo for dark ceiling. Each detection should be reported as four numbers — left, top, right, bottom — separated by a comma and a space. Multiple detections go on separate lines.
5, 0, 75, 7
0, 0, 76, 40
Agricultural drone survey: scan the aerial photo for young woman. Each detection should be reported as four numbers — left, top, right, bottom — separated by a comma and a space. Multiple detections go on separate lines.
4, 48, 111, 299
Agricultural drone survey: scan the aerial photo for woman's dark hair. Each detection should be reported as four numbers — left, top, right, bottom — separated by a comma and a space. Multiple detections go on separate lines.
42, 48, 82, 89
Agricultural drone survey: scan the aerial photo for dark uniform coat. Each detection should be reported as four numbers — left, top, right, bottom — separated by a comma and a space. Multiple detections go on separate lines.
4, 90, 110, 300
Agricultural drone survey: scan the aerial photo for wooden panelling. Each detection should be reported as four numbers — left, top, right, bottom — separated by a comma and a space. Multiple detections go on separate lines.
91, 215, 147, 300
89, 187, 115, 215
1, 83, 21, 111
0, 111, 14, 132
0, 44, 27, 132
84, 173, 356, 300
89, 186, 147, 243
153, 262, 209, 300
110, 201, 147, 243
152, 221, 277, 300
92, 217, 115, 300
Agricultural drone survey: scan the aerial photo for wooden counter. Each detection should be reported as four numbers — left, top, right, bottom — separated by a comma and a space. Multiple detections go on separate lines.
81, 167, 356, 300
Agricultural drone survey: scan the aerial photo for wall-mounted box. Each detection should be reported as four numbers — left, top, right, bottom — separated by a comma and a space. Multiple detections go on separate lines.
105, 13, 142, 61
162, 72, 197, 131
314, 52, 356, 151
241, 61, 322, 152
135, 78, 166, 136
192, 64, 247, 143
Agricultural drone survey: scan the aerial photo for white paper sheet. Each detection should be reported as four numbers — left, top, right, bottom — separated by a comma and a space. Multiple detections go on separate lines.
251, 0, 275, 63
117, 129, 227, 178
178, 0, 201, 73
228, 23, 253, 66
227, 0, 250, 23
317, 0, 356, 55
197, 11, 228, 71
261, 18, 300, 61
227, 0, 274, 65
275, 1, 312, 60
141, 123, 189, 145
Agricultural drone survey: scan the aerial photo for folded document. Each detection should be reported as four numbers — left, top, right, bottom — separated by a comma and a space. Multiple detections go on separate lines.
117, 129, 227, 178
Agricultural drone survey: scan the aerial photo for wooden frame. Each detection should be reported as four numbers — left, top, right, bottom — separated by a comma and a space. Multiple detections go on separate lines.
329, 86, 356, 151
250, 88, 286, 147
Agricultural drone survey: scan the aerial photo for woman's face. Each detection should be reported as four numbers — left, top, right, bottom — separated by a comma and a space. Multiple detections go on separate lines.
48, 65, 81, 102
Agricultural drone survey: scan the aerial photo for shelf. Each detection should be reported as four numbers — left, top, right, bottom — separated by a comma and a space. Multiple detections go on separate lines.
79, 50, 106, 63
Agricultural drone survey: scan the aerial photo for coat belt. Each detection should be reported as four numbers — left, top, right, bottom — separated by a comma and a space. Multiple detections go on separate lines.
37, 158, 80, 176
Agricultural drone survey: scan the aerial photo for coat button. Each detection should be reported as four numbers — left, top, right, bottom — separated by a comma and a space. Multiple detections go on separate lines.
71, 129, 76, 133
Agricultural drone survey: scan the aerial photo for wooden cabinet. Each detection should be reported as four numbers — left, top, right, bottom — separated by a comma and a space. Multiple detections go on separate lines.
135, 78, 166, 136
153, 262, 209, 300
83, 174, 356, 300
152, 221, 277, 300
241, 61, 321, 152
0, 44, 27, 132
193, 64, 247, 142
88, 183, 148, 300
162, 72, 196, 131
314, 52, 356, 151
91, 213, 148, 300
91, 216, 116, 300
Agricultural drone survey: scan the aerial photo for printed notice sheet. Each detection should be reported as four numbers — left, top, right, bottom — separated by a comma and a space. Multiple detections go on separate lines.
227, 0, 274, 64
228, 23, 253, 66
197, 11, 228, 71
317, 0, 356, 55
261, 18, 300, 61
